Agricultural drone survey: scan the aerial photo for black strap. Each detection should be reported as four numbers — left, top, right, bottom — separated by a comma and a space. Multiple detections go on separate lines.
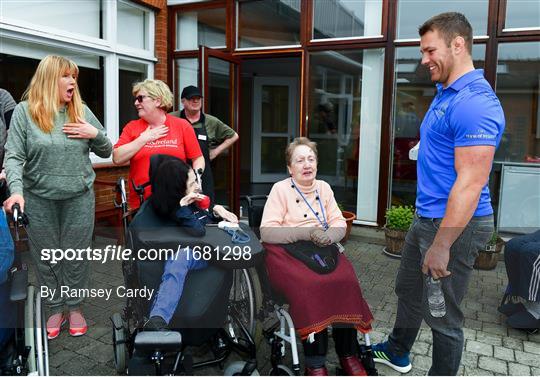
280, 241, 339, 274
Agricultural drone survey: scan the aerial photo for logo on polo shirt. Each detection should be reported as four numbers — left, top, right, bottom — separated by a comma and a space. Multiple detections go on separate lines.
465, 129, 495, 140
146, 138, 179, 147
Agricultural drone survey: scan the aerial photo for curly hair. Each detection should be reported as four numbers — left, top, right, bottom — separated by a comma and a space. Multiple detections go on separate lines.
132, 79, 174, 111
285, 137, 318, 166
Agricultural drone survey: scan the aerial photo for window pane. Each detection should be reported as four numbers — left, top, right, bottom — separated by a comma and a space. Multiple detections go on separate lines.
119, 60, 147, 133
308, 49, 385, 222
118, 2, 148, 50
312, 0, 382, 40
261, 85, 289, 133
177, 8, 226, 50
238, 0, 301, 48
1, 0, 101, 39
496, 42, 540, 165
505, 0, 540, 29
261, 137, 288, 174
176, 58, 199, 107
0, 40, 105, 126
390, 45, 486, 207
397, 0, 489, 39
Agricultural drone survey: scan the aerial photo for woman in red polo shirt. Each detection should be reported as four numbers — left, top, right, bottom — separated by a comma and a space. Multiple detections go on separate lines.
113, 79, 204, 209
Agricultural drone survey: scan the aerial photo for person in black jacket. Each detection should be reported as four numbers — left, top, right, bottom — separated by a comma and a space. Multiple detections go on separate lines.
144, 156, 237, 330
0, 88, 16, 169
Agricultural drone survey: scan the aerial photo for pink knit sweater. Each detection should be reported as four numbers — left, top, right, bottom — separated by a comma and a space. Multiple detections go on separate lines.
260, 178, 346, 244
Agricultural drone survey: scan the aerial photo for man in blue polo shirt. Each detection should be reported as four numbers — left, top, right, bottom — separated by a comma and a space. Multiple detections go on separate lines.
373, 12, 505, 375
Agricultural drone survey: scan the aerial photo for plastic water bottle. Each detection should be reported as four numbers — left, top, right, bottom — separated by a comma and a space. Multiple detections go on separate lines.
409, 141, 420, 160
426, 276, 446, 317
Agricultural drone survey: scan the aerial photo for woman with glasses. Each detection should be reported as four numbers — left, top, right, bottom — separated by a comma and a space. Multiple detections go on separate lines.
113, 79, 204, 210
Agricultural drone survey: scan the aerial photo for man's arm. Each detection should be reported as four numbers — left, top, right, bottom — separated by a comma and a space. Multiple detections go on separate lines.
209, 132, 238, 160
422, 145, 495, 278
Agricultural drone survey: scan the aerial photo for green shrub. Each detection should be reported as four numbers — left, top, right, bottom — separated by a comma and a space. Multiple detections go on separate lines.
488, 231, 498, 245
385, 205, 414, 231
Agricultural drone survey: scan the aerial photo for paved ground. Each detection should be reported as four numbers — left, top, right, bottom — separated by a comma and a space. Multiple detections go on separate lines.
28, 227, 540, 376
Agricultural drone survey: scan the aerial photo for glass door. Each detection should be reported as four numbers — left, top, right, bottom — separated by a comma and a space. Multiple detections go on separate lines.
252, 76, 298, 182
200, 47, 241, 211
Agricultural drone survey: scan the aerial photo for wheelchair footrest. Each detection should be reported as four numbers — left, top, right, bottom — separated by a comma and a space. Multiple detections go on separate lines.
134, 331, 182, 352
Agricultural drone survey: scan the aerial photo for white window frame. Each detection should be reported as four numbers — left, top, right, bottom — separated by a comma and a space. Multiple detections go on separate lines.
0, 0, 157, 163
116, 0, 155, 57
0, 2, 107, 49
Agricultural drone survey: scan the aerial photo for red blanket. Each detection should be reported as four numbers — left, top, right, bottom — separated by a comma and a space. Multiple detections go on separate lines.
263, 243, 373, 339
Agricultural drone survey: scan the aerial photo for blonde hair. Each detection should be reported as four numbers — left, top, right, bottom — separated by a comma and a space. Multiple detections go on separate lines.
132, 79, 173, 111
23, 55, 84, 133
285, 137, 318, 166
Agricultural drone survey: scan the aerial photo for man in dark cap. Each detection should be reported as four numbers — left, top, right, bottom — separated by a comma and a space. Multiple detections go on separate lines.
170, 85, 238, 203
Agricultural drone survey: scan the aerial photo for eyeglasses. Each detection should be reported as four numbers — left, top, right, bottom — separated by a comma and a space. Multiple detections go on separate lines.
135, 95, 149, 103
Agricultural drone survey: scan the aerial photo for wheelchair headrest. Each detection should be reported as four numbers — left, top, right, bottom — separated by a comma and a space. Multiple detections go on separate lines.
148, 154, 181, 188
241, 195, 267, 228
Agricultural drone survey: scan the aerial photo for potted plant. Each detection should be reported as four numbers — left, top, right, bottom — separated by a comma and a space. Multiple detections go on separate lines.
384, 205, 414, 257
474, 231, 505, 270
338, 204, 356, 243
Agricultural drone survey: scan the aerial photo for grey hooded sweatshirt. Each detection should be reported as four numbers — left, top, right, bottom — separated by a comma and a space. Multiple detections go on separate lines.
5, 101, 112, 200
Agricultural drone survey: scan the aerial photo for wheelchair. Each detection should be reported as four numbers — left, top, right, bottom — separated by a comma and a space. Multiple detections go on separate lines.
242, 195, 378, 376
109, 177, 265, 375
0, 197, 49, 376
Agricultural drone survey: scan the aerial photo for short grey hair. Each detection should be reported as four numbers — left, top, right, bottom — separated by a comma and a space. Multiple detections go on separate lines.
285, 137, 318, 166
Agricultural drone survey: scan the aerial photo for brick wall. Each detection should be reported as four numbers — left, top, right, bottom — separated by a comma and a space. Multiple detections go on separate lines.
139, 0, 168, 82
94, 163, 131, 214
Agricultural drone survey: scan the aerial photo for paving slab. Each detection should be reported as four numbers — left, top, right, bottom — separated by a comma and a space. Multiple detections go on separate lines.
20, 230, 539, 375
478, 356, 508, 374
508, 362, 531, 376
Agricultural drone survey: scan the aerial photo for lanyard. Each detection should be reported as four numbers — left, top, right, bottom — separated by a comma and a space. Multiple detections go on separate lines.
290, 178, 328, 230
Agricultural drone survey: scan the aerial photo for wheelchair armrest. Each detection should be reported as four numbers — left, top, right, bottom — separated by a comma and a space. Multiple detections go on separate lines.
10, 267, 28, 302
134, 331, 182, 352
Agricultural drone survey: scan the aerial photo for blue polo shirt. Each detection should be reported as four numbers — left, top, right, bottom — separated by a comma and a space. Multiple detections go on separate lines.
416, 69, 505, 218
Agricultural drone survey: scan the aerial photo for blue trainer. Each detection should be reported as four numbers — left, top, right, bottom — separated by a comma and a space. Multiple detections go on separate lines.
372, 342, 412, 373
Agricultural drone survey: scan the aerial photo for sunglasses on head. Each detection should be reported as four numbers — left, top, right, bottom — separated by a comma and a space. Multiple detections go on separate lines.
135, 95, 150, 103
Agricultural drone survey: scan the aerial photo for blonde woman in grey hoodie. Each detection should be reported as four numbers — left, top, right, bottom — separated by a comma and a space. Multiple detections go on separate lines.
4, 55, 112, 340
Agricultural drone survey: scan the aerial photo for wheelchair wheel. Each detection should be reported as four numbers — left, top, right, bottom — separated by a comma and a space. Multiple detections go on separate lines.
224, 361, 260, 376
24, 286, 37, 375
34, 289, 49, 376
111, 313, 127, 374
228, 268, 263, 346
269, 364, 294, 376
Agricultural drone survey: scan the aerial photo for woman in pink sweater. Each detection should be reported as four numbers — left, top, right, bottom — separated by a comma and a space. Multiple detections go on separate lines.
260, 137, 373, 376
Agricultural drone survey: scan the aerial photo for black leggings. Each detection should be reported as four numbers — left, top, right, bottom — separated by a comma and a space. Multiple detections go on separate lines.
302, 327, 358, 368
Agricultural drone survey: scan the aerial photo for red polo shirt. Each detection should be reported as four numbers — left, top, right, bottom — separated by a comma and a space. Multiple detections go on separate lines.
115, 114, 202, 209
